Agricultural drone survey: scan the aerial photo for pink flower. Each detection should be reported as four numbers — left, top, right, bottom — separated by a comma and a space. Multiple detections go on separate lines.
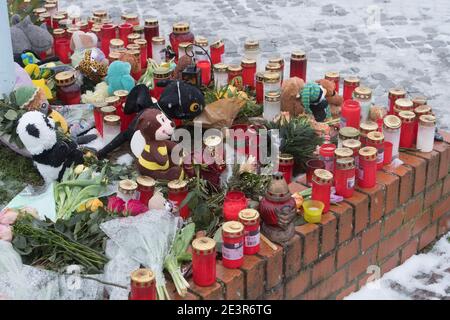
107, 196, 126, 215
0, 209, 18, 225
0, 224, 12, 242
126, 200, 148, 216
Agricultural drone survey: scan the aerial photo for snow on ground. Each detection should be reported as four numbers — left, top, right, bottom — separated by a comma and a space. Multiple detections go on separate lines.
346, 233, 450, 300
61, 0, 450, 129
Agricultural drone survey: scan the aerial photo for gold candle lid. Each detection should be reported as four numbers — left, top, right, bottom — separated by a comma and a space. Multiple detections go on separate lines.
104, 115, 120, 125
339, 127, 360, 139
121, 13, 138, 21
336, 157, 355, 170
419, 114, 436, 127
388, 87, 406, 97
119, 179, 137, 193
55, 71, 75, 86
335, 147, 354, 158
133, 25, 144, 34
134, 39, 147, 47
414, 105, 432, 116
33, 7, 47, 15
151, 36, 165, 45
359, 146, 377, 160
53, 28, 65, 37
367, 131, 384, 143
114, 90, 129, 99
108, 51, 121, 62
145, 18, 159, 26
100, 106, 116, 114
127, 43, 140, 51
131, 268, 155, 287
360, 121, 378, 134
353, 86, 372, 100
244, 39, 259, 50
44, 3, 56, 10
398, 110, 416, 123
344, 76, 360, 84
75, 20, 88, 29
52, 14, 65, 22
412, 96, 427, 108
93, 102, 107, 110
269, 57, 284, 65
313, 169, 333, 184
241, 59, 257, 67
93, 9, 107, 18
325, 71, 340, 80
194, 36, 208, 47
136, 175, 156, 187
395, 98, 413, 110
153, 67, 172, 79
383, 115, 401, 129
127, 33, 141, 42
172, 22, 190, 34
265, 62, 282, 72
192, 237, 216, 254
168, 179, 188, 190
238, 208, 260, 225
110, 38, 124, 49
227, 64, 243, 73
263, 71, 280, 83
213, 63, 228, 72
178, 42, 193, 53
222, 221, 244, 237
128, 49, 141, 58
265, 91, 281, 102
342, 139, 361, 151
279, 153, 294, 161
291, 50, 306, 59
211, 39, 224, 48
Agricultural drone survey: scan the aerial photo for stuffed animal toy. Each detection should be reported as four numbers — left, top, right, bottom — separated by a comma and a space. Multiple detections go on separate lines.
23, 64, 53, 99
118, 51, 141, 77
136, 108, 183, 181
16, 111, 83, 184
14, 63, 33, 89
315, 79, 343, 118
281, 77, 305, 116
300, 82, 332, 122
10, 15, 53, 57
76, 49, 108, 84
105, 61, 135, 95
70, 31, 98, 52
158, 80, 204, 120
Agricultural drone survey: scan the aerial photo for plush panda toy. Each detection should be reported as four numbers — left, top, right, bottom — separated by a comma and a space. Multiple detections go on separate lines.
17, 111, 84, 184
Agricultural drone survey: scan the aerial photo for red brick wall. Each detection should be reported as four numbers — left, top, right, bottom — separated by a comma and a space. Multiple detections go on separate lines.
168, 138, 450, 300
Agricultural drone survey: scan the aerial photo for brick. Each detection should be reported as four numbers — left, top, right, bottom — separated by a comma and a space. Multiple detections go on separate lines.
381, 252, 400, 275
330, 202, 353, 244
283, 234, 302, 278
285, 269, 311, 299
337, 238, 360, 268
406, 150, 440, 188
288, 182, 309, 194
296, 224, 320, 264
439, 130, 450, 144
216, 261, 245, 300
362, 222, 382, 251
383, 209, 404, 237
344, 191, 369, 235
383, 163, 413, 205
376, 171, 399, 214
418, 224, 438, 250
256, 241, 283, 289
424, 181, 443, 209
399, 152, 427, 195
400, 238, 419, 263
403, 195, 424, 223
189, 281, 223, 300
166, 281, 200, 300
348, 247, 377, 279
412, 210, 431, 236
240, 255, 265, 299
319, 213, 337, 255
438, 212, 450, 236
335, 282, 357, 300
432, 195, 450, 222
378, 227, 410, 260
312, 253, 336, 284
434, 142, 450, 180
443, 175, 450, 196
357, 184, 385, 224
264, 284, 284, 300
300, 268, 347, 300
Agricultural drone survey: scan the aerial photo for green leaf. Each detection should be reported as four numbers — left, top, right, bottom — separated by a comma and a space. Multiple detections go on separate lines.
4, 109, 18, 121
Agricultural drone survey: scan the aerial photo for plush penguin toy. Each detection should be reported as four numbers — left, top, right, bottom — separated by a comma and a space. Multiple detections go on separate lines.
16, 111, 84, 184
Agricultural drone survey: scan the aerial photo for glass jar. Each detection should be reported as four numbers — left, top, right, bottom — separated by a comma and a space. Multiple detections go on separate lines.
343, 76, 360, 102
334, 147, 353, 174
263, 72, 281, 96
238, 209, 260, 255
278, 153, 294, 184
255, 72, 264, 104
359, 121, 378, 146
168, 180, 189, 219
192, 237, 217, 287
152, 67, 172, 100
55, 71, 81, 105
289, 50, 307, 81
210, 39, 225, 65
222, 221, 245, 269
269, 57, 285, 83
338, 127, 360, 148
144, 18, 159, 59
394, 98, 413, 116
93, 102, 107, 136
342, 139, 361, 168
53, 29, 70, 64
118, 23, 133, 46
416, 115, 436, 152
311, 169, 333, 213
383, 115, 402, 159
244, 40, 260, 69
223, 191, 248, 222
319, 143, 337, 172
414, 105, 432, 144
151, 36, 166, 64
325, 71, 340, 93
118, 179, 138, 202
366, 131, 385, 170
353, 86, 372, 122
195, 36, 211, 86
340, 99, 361, 129
129, 268, 156, 300
227, 65, 243, 90
101, 24, 117, 57
103, 115, 121, 146
335, 157, 355, 198
136, 176, 156, 206
399, 111, 416, 148
134, 39, 148, 69
357, 146, 377, 189
388, 88, 406, 115
241, 59, 257, 90
263, 91, 281, 121
170, 22, 195, 60
121, 13, 139, 26
213, 63, 228, 89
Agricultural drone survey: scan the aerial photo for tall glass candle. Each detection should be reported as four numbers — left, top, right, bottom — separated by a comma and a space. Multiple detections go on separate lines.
223, 191, 248, 222
394, 98, 413, 116
289, 50, 307, 81
55, 71, 81, 105
278, 153, 294, 184
263, 72, 281, 96
342, 139, 361, 168
103, 115, 121, 146
366, 131, 385, 170
334, 147, 354, 174
265, 62, 282, 83
238, 209, 260, 255
263, 91, 281, 121
195, 36, 211, 86
325, 71, 340, 93
343, 76, 360, 102
268, 57, 284, 83
359, 121, 378, 146
118, 179, 138, 202
136, 175, 155, 206
129, 268, 156, 300
335, 157, 355, 198
413, 105, 432, 145
340, 99, 361, 129
241, 59, 257, 89
113, 89, 133, 132
227, 65, 243, 90
319, 143, 336, 172
121, 13, 139, 26
244, 40, 260, 70
311, 169, 333, 213
192, 237, 217, 287
144, 18, 159, 59
152, 67, 172, 100
412, 96, 427, 109
151, 36, 166, 64
399, 111, 416, 149
222, 221, 244, 269
416, 115, 436, 152
357, 147, 377, 189
93, 102, 107, 136
168, 180, 189, 219
353, 86, 372, 122
53, 29, 70, 64
134, 39, 148, 69
210, 39, 225, 65
118, 23, 133, 46
388, 88, 406, 115
100, 23, 116, 57
213, 63, 228, 89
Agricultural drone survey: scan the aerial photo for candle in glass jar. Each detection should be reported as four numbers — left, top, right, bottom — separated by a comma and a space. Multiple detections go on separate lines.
342, 139, 361, 168
118, 23, 133, 46
399, 111, 416, 148
265, 62, 282, 83
121, 13, 139, 26
100, 24, 116, 57
144, 18, 159, 59
338, 127, 360, 148
268, 57, 284, 83
340, 99, 361, 129
241, 59, 257, 90
343, 76, 360, 101
210, 39, 225, 65
263, 72, 281, 96
278, 153, 294, 184
359, 121, 378, 146
195, 36, 211, 86
127, 33, 140, 49
244, 40, 260, 69
416, 115, 436, 152
353, 86, 372, 122
311, 169, 333, 213
388, 88, 406, 115
117, 179, 138, 202
109, 38, 124, 54
44, 2, 57, 17
151, 36, 166, 64
413, 105, 432, 145
412, 96, 427, 109
357, 146, 377, 189
170, 22, 195, 61
33, 8, 47, 21
263, 91, 281, 121
255, 72, 264, 104
39, 12, 51, 28
129, 268, 156, 300
75, 20, 89, 33
334, 147, 354, 173
178, 41, 193, 60
238, 209, 260, 255
227, 65, 243, 90
319, 143, 337, 172
52, 13, 65, 29
192, 237, 217, 287
366, 131, 385, 170
334, 157, 355, 198
103, 115, 121, 146
93, 102, 107, 136
55, 71, 81, 105
168, 180, 189, 219
152, 67, 172, 100
53, 29, 70, 64
383, 115, 402, 159
222, 221, 244, 269
136, 176, 156, 206
223, 191, 248, 221
133, 25, 144, 38
134, 39, 148, 69
213, 63, 228, 89
325, 71, 340, 93
394, 98, 413, 116
289, 50, 307, 81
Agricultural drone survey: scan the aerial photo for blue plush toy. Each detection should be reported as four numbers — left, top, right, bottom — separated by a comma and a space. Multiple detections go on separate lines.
105, 61, 135, 95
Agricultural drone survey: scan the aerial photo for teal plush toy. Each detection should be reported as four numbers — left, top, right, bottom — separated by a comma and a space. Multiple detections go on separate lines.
105, 61, 135, 95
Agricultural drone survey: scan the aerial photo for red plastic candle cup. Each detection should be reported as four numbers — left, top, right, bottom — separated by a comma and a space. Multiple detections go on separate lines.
55, 71, 81, 105
192, 237, 217, 287
100, 24, 116, 57
325, 71, 340, 93
197, 60, 211, 86
383, 141, 393, 165
306, 159, 325, 186
238, 209, 260, 255
168, 180, 189, 219
223, 190, 248, 221
334, 147, 354, 175
227, 65, 243, 90
366, 131, 385, 170
399, 111, 416, 149
311, 169, 333, 213
118, 23, 133, 46
319, 143, 336, 173
241, 59, 257, 90
388, 88, 406, 115
335, 157, 356, 198
290, 50, 307, 82
357, 147, 377, 189
255, 72, 264, 104
129, 268, 157, 300
93, 103, 107, 136
278, 154, 294, 184
222, 221, 245, 269
144, 19, 159, 59
136, 176, 155, 207
210, 40, 225, 65
152, 67, 171, 100
135, 39, 148, 69
343, 76, 360, 101
340, 100, 361, 129
342, 139, 362, 168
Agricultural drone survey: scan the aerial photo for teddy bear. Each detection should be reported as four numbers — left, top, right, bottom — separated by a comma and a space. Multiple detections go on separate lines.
280, 77, 305, 116
10, 15, 53, 58
316, 78, 343, 119
76, 49, 109, 84
105, 61, 135, 95
136, 108, 183, 181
